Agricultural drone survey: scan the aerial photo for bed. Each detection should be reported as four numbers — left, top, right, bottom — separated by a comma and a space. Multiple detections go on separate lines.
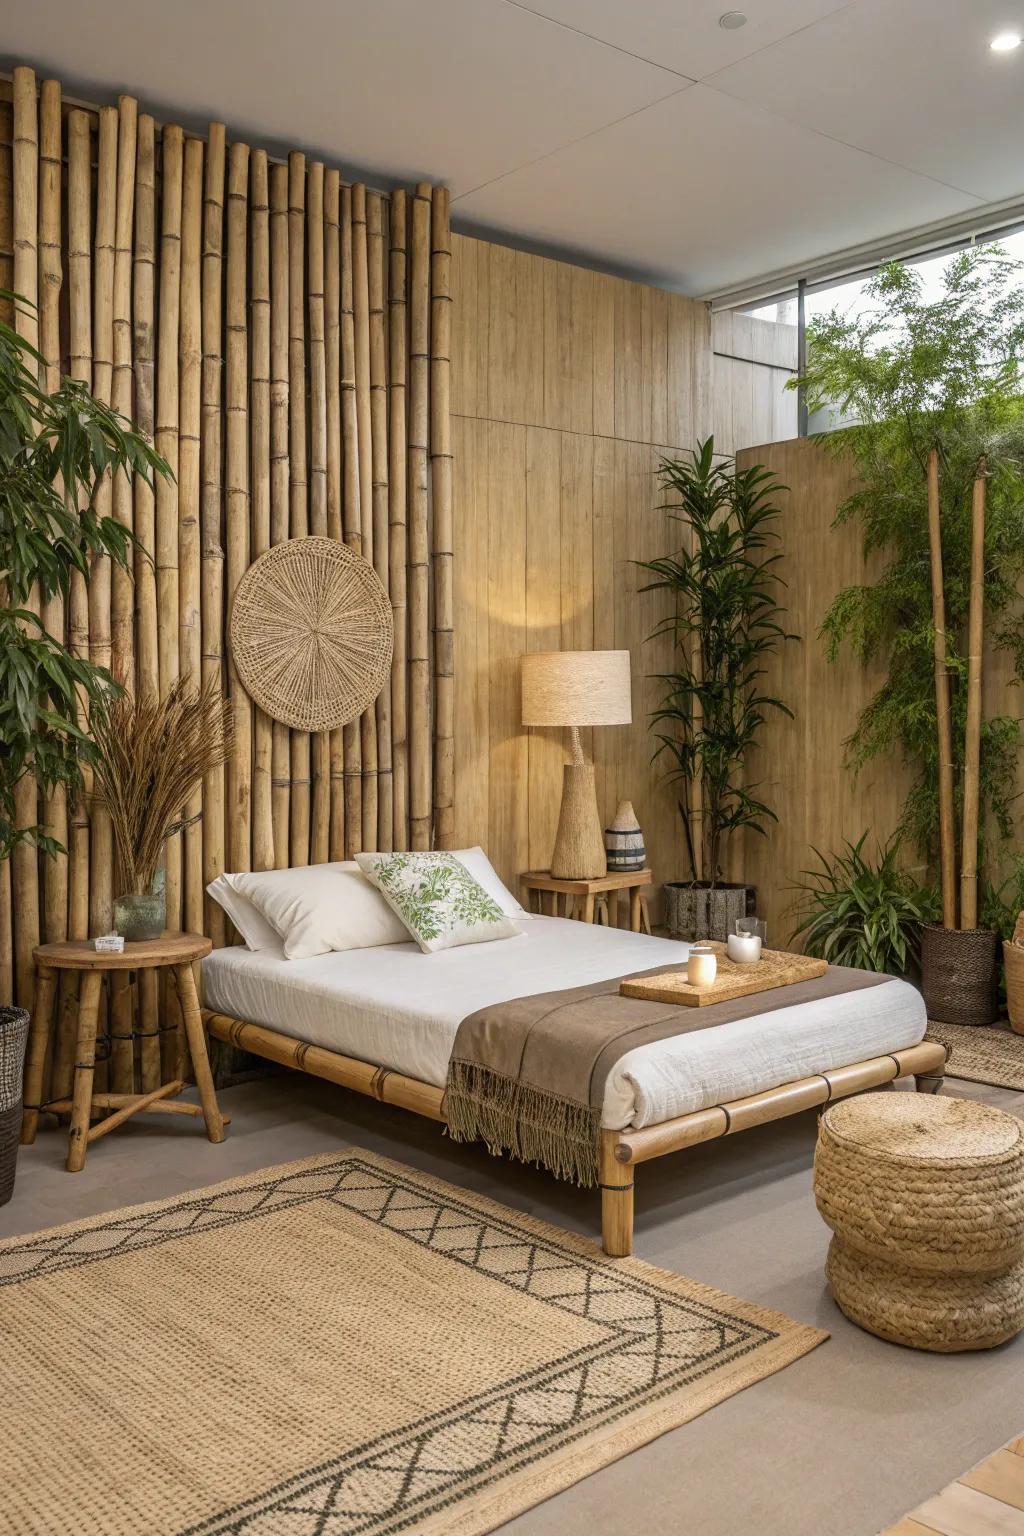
201, 915, 946, 1256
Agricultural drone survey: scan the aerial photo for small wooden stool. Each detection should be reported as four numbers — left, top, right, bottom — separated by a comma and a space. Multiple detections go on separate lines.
520, 869, 653, 932
21, 933, 226, 1172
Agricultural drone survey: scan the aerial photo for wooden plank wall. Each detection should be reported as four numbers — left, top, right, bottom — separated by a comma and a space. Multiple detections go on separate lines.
729, 437, 918, 940
450, 233, 716, 900
0, 69, 451, 1102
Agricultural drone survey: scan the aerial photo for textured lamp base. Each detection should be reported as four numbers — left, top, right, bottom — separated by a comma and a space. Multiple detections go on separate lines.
550, 764, 607, 880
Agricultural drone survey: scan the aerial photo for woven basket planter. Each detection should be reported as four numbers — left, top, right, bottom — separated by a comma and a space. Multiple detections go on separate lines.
815, 1093, 1024, 1351
1004, 939, 1024, 1036
664, 882, 755, 942
0, 1006, 30, 1207
920, 923, 999, 1027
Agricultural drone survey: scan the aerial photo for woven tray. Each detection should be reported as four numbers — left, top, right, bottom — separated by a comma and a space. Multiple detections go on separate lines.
620, 944, 827, 1007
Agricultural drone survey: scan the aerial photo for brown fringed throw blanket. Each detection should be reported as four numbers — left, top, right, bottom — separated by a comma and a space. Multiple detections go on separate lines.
445, 963, 890, 1186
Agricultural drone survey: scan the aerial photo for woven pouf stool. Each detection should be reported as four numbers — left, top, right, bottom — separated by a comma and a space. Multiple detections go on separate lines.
814, 1092, 1024, 1352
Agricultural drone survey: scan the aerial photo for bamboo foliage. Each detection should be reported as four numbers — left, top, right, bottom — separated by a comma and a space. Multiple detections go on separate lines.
960, 463, 987, 929
1, 69, 452, 1109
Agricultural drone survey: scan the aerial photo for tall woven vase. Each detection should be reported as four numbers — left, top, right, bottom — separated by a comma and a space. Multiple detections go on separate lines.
921, 925, 999, 1027
0, 1007, 31, 1206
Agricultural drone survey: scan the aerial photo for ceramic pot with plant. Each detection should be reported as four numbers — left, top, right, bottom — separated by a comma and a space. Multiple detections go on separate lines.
637, 438, 797, 940
90, 678, 233, 941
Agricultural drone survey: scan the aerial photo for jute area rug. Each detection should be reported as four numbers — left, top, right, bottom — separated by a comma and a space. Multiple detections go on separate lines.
2, 1149, 825, 1536
927, 1020, 1024, 1093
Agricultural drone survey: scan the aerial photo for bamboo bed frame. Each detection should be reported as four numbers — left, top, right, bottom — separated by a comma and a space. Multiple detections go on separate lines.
203, 1009, 947, 1257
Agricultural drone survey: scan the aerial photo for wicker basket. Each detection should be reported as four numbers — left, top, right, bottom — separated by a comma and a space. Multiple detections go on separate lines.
920, 923, 999, 1027
1005, 916, 1024, 1035
0, 1006, 30, 1207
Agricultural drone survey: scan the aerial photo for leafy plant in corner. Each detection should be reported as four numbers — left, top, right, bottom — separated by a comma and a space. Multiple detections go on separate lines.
0, 291, 171, 863
637, 436, 797, 887
789, 834, 939, 976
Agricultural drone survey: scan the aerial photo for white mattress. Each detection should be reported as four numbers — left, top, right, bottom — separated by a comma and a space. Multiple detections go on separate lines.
201, 917, 927, 1130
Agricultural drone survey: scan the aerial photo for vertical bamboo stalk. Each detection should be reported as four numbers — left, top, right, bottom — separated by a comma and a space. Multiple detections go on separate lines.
388, 190, 409, 852
250, 148, 275, 872
926, 448, 957, 929
288, 151, 311, 867
325, 170, 346, 860
89, 104, 118, 950
133, 114, 161, 1094
307, 161, 331, 863
67, 111, 93, 963
110, 97, 138, 698
12, 66, 41, 1014
408, 182, 432, 850
352, 185, 378, 849
134, 114, 158, 705
39, 79, 68, 951
269, 163, 291, 869
960, 462, 987, 930
156, 124, 184, 1080
226, 142, 252, 875
179, 135, 204, 950
340, 186, 363, 855
368, 192, 393, 852
200, 123, 227, 932
430, 186, 454, 850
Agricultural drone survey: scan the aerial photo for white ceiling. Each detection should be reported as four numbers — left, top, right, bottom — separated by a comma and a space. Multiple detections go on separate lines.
4, 0, 1024, 295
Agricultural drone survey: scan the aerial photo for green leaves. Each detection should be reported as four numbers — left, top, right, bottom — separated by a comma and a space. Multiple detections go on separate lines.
0, 289, 173, 862
789, 834, 940, 974
637, 437, 797, 884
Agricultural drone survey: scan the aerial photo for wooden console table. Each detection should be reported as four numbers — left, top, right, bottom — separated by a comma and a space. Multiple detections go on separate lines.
21, 933, 226, 1172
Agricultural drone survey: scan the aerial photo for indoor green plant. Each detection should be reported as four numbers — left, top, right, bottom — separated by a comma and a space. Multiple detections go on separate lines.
0, 291, 168, 1197
789, 834, 939, 977
637, 437, 797, 939
797, 248, 1024, 1021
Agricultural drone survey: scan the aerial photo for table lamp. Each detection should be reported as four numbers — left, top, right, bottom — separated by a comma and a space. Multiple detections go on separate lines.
521, 649, 632, 879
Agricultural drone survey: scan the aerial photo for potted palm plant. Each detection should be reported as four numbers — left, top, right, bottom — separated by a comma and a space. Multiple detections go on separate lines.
638, 438, 797, 940
0, 290, 169, 1200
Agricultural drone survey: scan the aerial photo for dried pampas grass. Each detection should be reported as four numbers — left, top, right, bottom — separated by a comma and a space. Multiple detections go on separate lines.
90, 677, 233, 895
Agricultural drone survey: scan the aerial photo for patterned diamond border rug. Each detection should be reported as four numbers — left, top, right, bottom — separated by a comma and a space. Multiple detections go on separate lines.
927, 1020, 1024, 1093
1, 1149, 826, 1536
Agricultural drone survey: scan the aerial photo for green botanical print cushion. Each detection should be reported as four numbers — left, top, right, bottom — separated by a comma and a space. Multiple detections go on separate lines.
354, 851, 521, 954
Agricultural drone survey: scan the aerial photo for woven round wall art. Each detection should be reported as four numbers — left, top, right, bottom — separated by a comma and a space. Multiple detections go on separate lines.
229, 537, 393, 731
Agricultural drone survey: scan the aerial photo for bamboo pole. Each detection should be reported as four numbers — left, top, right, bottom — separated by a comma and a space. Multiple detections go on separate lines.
408, 182, 432, 850
325, 170, 346, 860
110, 97, 138, 700
926, 448, 957, 929
201, 123, 227, 935
156, 124, 184, 1080
226, 141, 252, 874
39, 79, 68, 952
368, 192, 393, 852
388, 190, 409, 852
960, 462, 987, 930
307, 161, 331, 863
12, 66, 41, 1014
288, 151, 311, 867
179, 134, 204, 949
89, 104, 118, 952
430, 186, 454, 850
340, 186, 363, 855
352, 185, 378, 850
250, 148, 275, 872
269, 163, 291, 869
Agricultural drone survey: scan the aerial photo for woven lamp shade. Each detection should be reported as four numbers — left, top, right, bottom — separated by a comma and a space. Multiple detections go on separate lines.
521, 650, 632, 726
230, 537, 393, 732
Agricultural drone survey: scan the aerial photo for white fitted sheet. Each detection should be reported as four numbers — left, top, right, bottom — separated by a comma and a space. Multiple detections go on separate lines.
201, 917, 927, 1130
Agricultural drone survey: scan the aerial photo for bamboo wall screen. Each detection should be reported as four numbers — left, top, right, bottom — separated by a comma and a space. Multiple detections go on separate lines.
0, 67, 453, 1101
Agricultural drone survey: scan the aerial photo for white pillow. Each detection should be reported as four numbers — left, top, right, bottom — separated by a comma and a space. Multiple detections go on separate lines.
355, 851, 521, 954
206, 875, 282, 951
449, 847, 530, 919
228, 862, 409, 960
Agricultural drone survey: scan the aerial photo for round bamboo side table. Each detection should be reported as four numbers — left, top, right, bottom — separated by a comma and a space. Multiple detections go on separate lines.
21, 933, 226, 1173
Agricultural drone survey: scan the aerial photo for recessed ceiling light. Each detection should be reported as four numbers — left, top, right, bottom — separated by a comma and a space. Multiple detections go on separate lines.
719, 11, 748, 29
990, 30, 1022, 51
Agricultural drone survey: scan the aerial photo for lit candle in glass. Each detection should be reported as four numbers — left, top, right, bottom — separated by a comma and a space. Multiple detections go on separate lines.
687, 944, 717, 988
